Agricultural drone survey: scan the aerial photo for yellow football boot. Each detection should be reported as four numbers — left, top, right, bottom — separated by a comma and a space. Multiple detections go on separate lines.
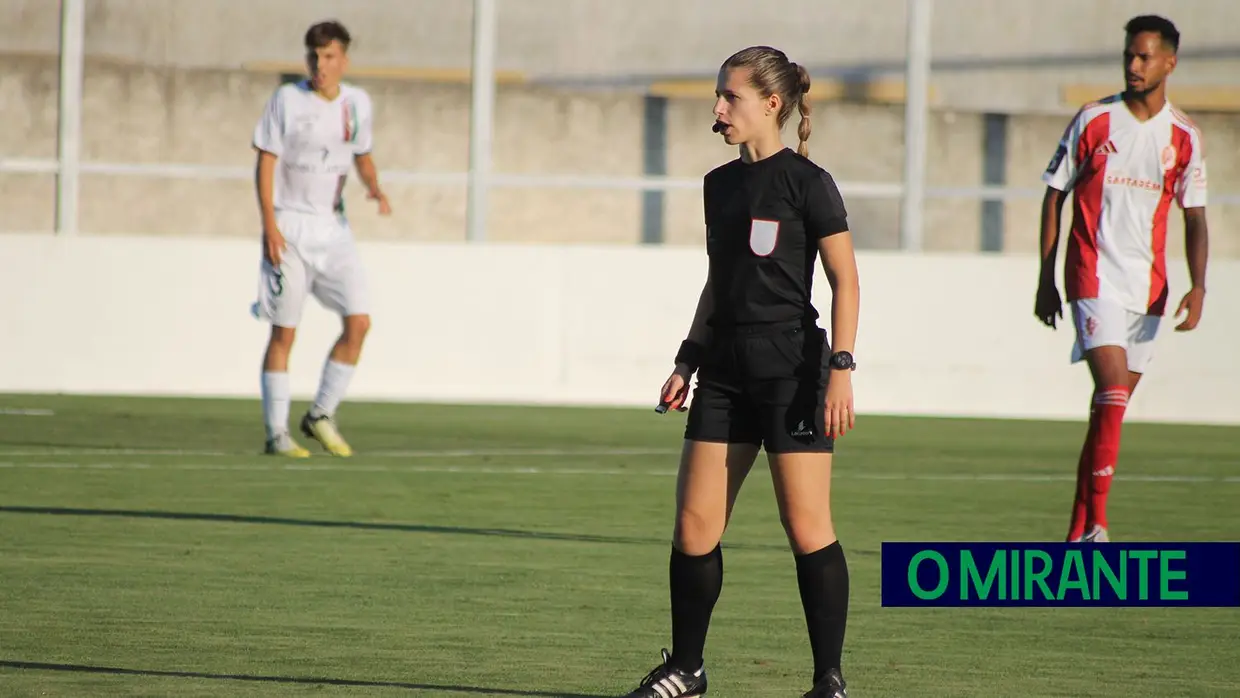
264, 432, 311, 458
300, 412, 354, 457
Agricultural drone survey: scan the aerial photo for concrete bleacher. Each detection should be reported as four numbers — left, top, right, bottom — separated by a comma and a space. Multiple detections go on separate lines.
1, 0, 1238, 254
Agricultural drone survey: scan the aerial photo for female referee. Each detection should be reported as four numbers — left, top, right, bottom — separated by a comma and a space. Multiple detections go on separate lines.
621, 46, 860, 698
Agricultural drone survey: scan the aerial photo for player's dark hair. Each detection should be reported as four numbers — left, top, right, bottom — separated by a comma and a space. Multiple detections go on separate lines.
1124, 14, 1179, 53
305, 20, 352, 52
722, 46, 813, 157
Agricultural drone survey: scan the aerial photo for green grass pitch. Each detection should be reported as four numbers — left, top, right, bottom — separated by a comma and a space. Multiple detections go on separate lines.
1, 394, 1238, 696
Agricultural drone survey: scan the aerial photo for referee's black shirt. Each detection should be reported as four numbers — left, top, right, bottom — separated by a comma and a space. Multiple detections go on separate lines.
703, 147, 849, 330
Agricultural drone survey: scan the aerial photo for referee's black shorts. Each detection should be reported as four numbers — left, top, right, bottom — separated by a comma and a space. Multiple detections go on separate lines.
684, 320, 835, 454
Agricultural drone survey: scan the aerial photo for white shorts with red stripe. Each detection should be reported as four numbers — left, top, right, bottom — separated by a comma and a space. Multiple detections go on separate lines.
1069, 298, 1161, 373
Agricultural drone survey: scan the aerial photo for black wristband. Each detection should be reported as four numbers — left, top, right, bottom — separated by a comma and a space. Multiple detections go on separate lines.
675, 340, 705, 372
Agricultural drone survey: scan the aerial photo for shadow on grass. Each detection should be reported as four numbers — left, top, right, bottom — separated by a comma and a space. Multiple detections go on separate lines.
0, 504, 847, 554
0, 659, 610, 697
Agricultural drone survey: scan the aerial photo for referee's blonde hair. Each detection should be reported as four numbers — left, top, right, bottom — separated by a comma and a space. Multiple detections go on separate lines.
722, 46, 813, 157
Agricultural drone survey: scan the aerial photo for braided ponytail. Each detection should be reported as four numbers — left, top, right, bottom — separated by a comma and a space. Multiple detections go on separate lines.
793, 62, 812, 157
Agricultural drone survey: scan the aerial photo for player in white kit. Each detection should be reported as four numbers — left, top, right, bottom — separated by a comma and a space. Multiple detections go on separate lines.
1035, 15, 1210, 542
251, 20, 390, 457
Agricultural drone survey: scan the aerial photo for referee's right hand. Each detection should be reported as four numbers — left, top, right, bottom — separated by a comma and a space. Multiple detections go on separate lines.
658, 367, 692, 413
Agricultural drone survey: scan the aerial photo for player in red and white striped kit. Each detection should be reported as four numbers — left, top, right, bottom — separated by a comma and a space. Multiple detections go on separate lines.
1035, 14, 1210, 543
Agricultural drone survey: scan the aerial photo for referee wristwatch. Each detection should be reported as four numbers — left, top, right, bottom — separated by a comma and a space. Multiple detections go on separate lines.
829, 351, 856, 371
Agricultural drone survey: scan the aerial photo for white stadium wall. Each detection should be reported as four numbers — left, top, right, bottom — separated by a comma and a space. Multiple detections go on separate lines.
1, 234, 1236, 426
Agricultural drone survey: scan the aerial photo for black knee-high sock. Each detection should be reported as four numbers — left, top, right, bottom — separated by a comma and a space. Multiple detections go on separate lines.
668, 544, 723, 672
795, 540, 849, 683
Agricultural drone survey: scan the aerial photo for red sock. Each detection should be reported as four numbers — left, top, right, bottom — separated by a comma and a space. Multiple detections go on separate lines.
1067, 447, 1090, 541
1069, 386, 1127, 538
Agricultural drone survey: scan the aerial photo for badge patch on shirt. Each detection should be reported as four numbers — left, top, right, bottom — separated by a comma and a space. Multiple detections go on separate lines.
748, 218, 780, 256
1045, 143, 1067, 174
1160, 144, 1177, 172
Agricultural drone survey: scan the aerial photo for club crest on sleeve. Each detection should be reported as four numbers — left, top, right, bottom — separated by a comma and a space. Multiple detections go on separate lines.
1046, 144, 1067, 174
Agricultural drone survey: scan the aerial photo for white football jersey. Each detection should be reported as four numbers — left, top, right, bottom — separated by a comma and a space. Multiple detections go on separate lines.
253, 80, 374, 218
1043, 93, 1207, 316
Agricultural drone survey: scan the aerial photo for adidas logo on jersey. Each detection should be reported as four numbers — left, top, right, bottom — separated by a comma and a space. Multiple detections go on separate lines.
1093, 140, 1118, 156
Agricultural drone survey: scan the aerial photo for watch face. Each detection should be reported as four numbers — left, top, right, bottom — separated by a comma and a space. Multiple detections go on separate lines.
832, 351, 853, 369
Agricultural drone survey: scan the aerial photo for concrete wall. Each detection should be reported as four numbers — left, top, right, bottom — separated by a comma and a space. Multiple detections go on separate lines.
5, 0, 1240, 112
4, 0, 1240, 250
3, 54, 1239, 254
1, 234, 1236, 425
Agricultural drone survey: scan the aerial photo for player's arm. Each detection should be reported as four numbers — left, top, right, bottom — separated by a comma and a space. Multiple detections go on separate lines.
1176, 205, 1209, 331
252, 88, 285, 265
1034, 110, 1084, 327
354, 152, 383, 199
1038, 187, 1067, 283
254, 150, 278, 232
353, 152, 390, 214
1184, 207, 1208, 292
1038, 117, 1081, 282
1034, 186, 1069, 329
253, 149, 284, 266
351, 94, 390, 214
1174, 133, 1209, 331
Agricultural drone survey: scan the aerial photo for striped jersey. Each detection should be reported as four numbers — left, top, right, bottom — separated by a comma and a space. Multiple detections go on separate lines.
1042, 93, 1207, 316
252, 79, 374, 217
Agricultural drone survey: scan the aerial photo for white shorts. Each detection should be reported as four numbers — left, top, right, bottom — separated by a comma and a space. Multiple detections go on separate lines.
252, 210, 370, 328
1069, 297, 1160, 374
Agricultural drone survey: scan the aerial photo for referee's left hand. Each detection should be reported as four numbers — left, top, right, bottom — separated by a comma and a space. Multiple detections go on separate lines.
825, 370, 855, 438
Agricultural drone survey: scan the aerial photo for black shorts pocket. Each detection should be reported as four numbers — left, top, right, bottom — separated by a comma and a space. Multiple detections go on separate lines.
774, 326, 826, 380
